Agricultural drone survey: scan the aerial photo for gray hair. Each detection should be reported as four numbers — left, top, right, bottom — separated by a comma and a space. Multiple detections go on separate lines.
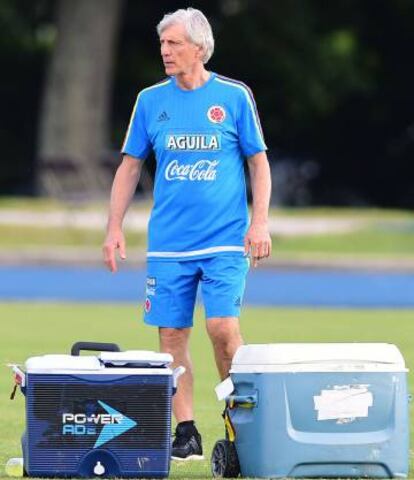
157, 8, 214, 64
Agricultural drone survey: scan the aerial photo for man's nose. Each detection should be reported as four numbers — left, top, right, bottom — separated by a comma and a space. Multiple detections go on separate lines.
161, 44, 171, 57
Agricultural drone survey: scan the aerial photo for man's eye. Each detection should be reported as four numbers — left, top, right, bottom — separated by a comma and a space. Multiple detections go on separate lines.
160, 40, 181, 47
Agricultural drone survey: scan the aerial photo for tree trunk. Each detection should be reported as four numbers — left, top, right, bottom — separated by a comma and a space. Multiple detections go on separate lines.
38, 0, 123, 198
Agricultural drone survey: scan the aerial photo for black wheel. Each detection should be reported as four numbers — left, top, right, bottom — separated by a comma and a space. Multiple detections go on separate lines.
211, 439, 240, 478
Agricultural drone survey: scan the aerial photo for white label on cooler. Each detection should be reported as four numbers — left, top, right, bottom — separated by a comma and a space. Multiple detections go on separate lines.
314, 384, 373, 421
215, 377, 234, 401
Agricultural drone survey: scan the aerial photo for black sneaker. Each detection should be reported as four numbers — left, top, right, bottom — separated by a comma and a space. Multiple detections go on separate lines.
171, 422, 204, 461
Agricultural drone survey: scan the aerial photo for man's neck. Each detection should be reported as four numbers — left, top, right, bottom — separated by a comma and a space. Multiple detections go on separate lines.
175, 66, 210, 91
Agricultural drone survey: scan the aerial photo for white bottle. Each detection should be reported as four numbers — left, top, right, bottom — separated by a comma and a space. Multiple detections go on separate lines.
5, 458, 24, 477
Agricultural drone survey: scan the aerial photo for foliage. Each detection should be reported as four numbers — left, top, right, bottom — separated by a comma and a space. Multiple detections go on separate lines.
1, 0, 414, 206
0, 0, 54, 194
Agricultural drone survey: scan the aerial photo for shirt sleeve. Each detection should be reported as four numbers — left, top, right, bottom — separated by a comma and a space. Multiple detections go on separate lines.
237, 86, 267, 158
121, 91, 152, 160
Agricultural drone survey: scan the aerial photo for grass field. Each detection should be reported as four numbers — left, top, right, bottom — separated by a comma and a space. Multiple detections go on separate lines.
2, 225, 414, 259
1, 303, 413, 478
1, 199, 414, 261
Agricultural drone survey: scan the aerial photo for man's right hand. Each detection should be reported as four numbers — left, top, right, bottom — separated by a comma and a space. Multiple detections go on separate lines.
103, 228, 126, 273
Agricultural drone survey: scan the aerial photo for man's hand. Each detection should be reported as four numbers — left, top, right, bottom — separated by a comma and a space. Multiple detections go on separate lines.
244, 223, 272, 267
103, 228, 126, 273
102, 155, 142, 273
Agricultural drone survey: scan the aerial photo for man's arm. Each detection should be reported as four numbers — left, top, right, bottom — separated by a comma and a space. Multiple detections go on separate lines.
245, 151, 272, 267
103, 155, 143, 272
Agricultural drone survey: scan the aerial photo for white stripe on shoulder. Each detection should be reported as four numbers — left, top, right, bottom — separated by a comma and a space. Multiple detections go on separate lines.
215, 77, 264, 143
147, 246, 245, 258
122, 79, 171, 151
141, 78, 171, 94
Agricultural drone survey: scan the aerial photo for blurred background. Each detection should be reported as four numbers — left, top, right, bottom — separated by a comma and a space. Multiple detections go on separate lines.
1, 0, 414, 276
1, 0, 414, 205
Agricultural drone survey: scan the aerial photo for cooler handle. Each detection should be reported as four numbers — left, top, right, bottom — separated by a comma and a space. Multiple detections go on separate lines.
172, 366, 186, 395
71, 342, 121, 356
227, 393, 258, 408
8, 364, 26, 399
10, 365, 26, 387
173, 366, 186, 389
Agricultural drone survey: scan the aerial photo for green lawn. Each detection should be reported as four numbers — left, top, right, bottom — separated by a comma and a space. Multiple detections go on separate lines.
275, 229, 414, 257
1, 197, 413, 220
1, 199, 414, 260
2, 222, 414, 261
1, 303, 413, 478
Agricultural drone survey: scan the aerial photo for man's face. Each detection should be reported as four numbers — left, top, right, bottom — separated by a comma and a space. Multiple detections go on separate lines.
160, 23, 202, 76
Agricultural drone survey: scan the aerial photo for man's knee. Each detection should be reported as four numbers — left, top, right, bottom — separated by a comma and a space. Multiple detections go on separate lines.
159, 327, 191, 351
206, 318, 242, 353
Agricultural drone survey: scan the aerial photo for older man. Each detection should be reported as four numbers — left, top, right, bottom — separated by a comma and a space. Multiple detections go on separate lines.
103, 8, 271, 461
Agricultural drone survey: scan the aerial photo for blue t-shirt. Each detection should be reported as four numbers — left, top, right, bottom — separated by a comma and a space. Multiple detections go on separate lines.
122, 72, 267, 261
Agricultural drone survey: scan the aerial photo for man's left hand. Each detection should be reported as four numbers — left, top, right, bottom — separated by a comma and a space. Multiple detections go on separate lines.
244, 223, 272, 267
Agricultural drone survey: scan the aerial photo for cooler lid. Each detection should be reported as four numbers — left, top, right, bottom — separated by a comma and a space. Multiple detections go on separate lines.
231, 343, 407, 373
99, 350, 173, 366
26, 354, 102, 372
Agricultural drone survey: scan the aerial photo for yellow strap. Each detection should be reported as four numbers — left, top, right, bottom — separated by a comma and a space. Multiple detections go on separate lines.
224, 411, 236, 442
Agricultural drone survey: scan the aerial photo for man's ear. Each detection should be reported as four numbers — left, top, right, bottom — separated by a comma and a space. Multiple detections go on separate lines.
196, 45, 204, 61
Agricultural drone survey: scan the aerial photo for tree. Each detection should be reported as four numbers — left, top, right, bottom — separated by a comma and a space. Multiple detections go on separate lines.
37, 0, 123, 198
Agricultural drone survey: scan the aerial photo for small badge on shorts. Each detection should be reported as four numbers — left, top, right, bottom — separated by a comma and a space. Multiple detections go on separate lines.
147, 277, 157, 287
144, 297, 151, 313
146, 277, 156, 296
207, 105, 226, 123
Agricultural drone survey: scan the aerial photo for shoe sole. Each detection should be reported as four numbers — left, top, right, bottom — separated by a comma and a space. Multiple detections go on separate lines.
171, 455, 205, 462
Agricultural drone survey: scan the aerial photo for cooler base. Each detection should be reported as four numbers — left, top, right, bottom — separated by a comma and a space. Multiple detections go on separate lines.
288, 462, 403, 478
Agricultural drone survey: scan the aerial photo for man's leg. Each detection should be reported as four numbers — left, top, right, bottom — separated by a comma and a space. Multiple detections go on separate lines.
144, 261, 203, 461
159, 327, 193, 421
159, 326, 203, 461
201, 255, 249, 379
206, 317, 243, 380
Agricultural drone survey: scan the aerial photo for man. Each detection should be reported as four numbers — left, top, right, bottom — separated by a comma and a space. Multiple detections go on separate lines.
103, 8, 271, 461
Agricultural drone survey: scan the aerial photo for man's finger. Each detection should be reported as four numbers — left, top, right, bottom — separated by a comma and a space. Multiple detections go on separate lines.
257, 241, 265, 259
109, 248, 117, 272
252, 242, 261, 259
248, 242, 256, 267
119, 238, 127, 260
103, 244, 117, 273
244, 237, 250, 255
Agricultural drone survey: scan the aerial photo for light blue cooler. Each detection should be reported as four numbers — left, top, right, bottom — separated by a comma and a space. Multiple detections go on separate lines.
227, 343, 410, 478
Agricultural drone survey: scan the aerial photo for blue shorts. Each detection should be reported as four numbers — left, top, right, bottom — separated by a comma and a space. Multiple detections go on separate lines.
143, 255, 250, 328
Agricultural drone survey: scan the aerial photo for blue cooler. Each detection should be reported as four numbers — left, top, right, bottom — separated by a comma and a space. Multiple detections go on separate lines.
14, 342, 183, 478
227, 343, 410, 478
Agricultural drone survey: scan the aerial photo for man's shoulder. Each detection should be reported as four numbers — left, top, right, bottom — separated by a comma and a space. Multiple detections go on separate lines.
138, 77, 172, 99
213, 74, 254, 98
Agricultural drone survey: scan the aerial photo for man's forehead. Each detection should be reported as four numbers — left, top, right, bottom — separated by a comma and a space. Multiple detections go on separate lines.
160, 23, 189, 41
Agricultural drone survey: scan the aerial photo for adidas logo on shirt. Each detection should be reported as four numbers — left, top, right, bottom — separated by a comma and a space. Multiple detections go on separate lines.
157, 111, 170, 122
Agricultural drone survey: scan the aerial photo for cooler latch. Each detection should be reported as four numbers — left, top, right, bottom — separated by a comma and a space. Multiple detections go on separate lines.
227, 392, 258, 409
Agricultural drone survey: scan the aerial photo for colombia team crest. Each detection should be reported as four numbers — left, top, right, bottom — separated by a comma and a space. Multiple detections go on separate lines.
207, 105, 226, 123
